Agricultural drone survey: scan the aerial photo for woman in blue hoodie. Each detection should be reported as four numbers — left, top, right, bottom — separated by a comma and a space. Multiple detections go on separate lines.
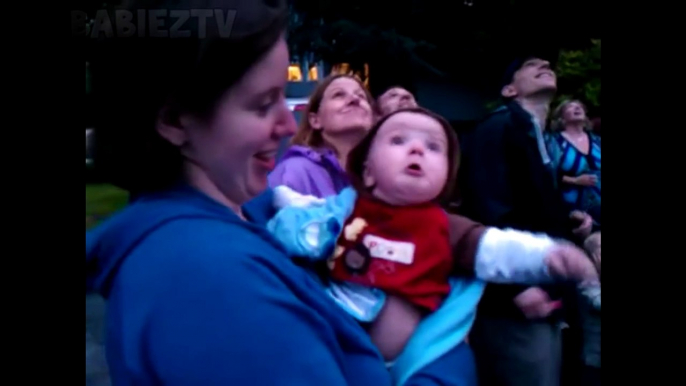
86, 1, 599, 385
85, 0, 437, 384
86, 0, 386, 384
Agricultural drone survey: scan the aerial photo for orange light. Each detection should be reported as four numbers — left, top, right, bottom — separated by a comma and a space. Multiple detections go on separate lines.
308, 66, 319, 81
288, 65, 303, 81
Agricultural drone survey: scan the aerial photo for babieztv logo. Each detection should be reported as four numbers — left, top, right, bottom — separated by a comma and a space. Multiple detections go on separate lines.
71, 9, 237, 38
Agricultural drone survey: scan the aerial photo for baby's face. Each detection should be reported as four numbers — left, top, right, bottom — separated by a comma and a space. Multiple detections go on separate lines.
363, 112, 449, 206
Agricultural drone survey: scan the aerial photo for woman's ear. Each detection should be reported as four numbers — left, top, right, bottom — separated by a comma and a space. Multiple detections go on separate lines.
308, 112, 322, 131
156, 106, 188, 147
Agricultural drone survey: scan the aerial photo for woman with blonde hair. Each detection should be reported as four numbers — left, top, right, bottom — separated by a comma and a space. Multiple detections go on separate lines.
268, 74, 376, 197
547, 99, 601, 224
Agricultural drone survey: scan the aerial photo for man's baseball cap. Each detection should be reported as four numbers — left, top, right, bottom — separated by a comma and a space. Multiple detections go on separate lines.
500, 50, 558, 89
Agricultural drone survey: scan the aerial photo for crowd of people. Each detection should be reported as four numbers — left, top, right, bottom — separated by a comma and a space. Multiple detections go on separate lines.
85, 0, 601, 385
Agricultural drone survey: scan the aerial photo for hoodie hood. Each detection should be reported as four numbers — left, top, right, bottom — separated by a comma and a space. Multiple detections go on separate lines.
86, 184, 274, 298
278, 145, 341, 168
273, 145, 351, 196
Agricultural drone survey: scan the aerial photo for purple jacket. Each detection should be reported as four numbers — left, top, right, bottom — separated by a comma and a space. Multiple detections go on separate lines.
268, 145, 351, 198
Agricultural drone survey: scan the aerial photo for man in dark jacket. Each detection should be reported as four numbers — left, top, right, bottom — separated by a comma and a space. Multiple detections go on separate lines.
459, 55, 594, 386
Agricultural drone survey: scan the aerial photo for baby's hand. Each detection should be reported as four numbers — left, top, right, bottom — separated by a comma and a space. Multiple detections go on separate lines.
545, 243, 598, 283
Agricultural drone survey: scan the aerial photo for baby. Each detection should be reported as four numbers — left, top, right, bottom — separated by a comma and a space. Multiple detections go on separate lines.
268, 107, 596, 364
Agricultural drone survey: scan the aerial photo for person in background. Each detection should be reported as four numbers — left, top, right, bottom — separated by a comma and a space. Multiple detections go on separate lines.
547, 99, 601, 226
268, 74, 375, 198
458, 54, 595, 386
375, 85, 419, 116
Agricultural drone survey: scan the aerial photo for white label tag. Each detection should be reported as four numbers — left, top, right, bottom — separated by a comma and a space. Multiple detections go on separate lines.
361, 234, 415, 265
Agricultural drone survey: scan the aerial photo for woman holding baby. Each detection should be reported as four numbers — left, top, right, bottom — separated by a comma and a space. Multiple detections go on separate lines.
85, 0, 598, 384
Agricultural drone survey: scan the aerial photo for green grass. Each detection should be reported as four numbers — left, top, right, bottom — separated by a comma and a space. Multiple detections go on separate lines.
86, 184, 128, 229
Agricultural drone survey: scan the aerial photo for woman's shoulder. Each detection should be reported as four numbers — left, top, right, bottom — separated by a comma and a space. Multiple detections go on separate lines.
544, 131, 564, 157
119, 215, 305, 297
86, 189, 286, 295
269, 146, 339, 196
545, 130, 564, 141
142, 214, 279, 261
274, 146, 333, 170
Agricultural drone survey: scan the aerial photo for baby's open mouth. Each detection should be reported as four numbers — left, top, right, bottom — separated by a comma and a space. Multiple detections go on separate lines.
406, 163, 423, 176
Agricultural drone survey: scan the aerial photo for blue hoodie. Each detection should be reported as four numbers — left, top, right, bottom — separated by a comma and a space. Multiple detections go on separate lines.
85, 183, 391, 386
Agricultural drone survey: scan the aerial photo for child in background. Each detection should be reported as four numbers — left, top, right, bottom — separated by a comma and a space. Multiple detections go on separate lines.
268, 107, 598, 384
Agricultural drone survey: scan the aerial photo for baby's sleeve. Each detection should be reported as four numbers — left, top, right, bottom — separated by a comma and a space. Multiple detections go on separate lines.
267, 186, 357, 260
447, 213, 487, 275
473, 227, 557, 284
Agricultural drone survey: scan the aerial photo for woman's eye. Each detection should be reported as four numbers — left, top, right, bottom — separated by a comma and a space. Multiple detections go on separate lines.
257, 101, 274, 115
390, 136, 404, 145
257, 94, 281, 115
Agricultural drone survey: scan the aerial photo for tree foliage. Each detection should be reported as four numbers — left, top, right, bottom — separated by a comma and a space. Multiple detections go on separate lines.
287, 0, 440, 78
482, 40, 601, 115
554, 39, 601, 114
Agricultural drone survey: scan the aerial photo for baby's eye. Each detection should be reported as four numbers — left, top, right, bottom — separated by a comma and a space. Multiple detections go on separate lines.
390, 135, 405, 145
427, 141, 442, 152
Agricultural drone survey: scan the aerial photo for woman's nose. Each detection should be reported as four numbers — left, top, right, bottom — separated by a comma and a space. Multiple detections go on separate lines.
348, 93, 362, 105
276, 105, 297, 137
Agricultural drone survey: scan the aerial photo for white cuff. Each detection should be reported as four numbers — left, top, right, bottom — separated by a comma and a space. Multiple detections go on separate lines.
273, 185, 325, 209
580, 284, 601, 310
474, 227, 555, 284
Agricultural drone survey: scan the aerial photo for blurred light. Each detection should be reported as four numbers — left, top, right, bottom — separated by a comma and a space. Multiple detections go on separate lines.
288, 65, 303, 81
308, 66, 319, 81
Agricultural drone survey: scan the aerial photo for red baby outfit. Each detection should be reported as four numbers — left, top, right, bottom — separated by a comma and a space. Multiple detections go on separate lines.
329, 196, 453, 311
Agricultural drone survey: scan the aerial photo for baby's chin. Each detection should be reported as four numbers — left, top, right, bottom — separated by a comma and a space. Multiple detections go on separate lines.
373, 189, 438, 206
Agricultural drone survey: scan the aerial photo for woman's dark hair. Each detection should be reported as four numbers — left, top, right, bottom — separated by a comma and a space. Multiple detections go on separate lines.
90, 0, 287, 193
346, 106, 461, 205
